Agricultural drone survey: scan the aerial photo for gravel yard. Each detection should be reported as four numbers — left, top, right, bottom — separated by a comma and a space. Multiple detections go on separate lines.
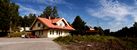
0, 38, 61, 50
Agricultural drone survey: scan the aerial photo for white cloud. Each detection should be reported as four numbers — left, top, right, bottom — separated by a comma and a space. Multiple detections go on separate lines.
87, 0, 129, 21
87, 0, 137, 31
19, 4, 41, 16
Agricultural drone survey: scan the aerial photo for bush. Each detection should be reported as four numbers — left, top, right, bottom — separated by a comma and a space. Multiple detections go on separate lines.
53, 35, 119, 44
8, 32, 23, 37
120, 38, 137, 49
54, 35, 137, 50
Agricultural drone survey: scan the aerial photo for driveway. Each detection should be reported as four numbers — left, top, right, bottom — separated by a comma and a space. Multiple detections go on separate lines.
0, 38, 62, 50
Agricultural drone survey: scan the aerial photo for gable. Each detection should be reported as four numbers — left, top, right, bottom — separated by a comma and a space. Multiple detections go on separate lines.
31, 19, 48, 30
56, 19, 68, 27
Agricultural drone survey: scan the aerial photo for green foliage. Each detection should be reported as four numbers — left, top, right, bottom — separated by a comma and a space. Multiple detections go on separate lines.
52, 6, 59, 18
40, 6, 52, 18
8, 32, 22, 37
54, 35, 137, 49
40, 6, 59, 18
103, 29, 110, 36
54, 35, 118, 44
0, 0, 19, 32
71, 16, 89, 35
112, 22, 137, 38
72, 16, 86, 30
94, 26, 104, 35
21, 13, 36, 27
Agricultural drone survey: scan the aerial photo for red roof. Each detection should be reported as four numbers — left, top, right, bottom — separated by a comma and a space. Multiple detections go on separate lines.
33, 17, 74, 30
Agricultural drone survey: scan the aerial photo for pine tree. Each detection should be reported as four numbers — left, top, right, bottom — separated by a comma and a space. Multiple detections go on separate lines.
21, 14, 36, 27
40, 6, 59, 18
28, 13, 36, 26
71, 16, 87, 35
40, 6, 52, 18
52, 6, 59, 18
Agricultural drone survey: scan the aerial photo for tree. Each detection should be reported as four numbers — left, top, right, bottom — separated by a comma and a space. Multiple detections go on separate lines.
113, 22, 137, 38
21, 14, 36, 27
103, 29, 110, 36
71, 16, 87, 35
52, 6, 59, 18
40, 6, 52, 18
28, 13, 36, 26
133, 22, 137, 28
40, 6, 59, 18
131, 22, 137, 37
21, 13, 36, 31
94, 26, 104, 35
0, 0, 19, 32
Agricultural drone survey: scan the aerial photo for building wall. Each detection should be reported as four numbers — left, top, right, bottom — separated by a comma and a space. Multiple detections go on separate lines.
33, 29, 70, 38
34, 30, 48, 38
47, 30, 70, 38
42, 30, 48, 38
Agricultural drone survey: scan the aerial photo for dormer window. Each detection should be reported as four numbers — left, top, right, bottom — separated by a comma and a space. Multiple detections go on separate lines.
53, 23, 57, 25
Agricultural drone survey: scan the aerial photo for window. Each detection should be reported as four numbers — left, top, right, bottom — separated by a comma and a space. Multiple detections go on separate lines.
60, 23, 63, 26
56, 30, 59, 35
38, 23, 41, 27
56, 30, 62, 35
50, 30, 52, 35
50, 30, 54, 35
59, 31, 62, 36
53, 23, 57, 25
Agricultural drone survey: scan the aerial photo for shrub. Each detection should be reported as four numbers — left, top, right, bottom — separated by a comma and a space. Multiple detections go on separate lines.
54, 35, 137, 50
53, 35, 119, 44
8, 32, 23, 37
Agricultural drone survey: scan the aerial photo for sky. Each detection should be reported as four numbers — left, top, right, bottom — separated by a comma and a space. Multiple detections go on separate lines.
11, 0, 137, 31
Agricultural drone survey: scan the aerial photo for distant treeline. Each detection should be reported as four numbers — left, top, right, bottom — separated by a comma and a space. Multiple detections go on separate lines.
71, 16, 137, 38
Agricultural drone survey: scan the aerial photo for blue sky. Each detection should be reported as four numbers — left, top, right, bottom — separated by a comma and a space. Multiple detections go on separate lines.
11, 0, 137, 31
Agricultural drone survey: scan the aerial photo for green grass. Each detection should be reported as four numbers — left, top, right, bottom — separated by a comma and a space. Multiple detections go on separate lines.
53, 35, 118, 44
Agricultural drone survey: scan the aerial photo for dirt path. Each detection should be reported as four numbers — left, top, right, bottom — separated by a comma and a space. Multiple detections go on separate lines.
0, 38, 62, 50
